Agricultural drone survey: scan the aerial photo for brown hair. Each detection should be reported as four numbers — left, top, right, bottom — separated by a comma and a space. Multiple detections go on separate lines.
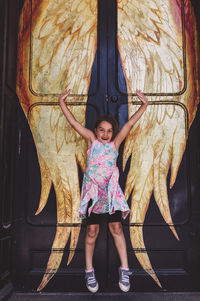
94, 115, 119, 141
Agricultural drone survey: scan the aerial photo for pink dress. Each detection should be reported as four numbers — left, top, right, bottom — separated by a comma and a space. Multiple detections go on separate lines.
79, 140, 130, 220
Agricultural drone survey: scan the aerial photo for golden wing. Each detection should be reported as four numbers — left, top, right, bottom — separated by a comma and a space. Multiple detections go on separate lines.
16, 0, 97, 291
118, 0, 199, 286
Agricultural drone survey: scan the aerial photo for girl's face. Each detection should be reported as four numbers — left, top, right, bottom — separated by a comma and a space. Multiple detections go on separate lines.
95, 121, 113, 143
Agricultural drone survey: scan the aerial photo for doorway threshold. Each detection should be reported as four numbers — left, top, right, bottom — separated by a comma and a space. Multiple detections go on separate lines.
7, 292, 200, 301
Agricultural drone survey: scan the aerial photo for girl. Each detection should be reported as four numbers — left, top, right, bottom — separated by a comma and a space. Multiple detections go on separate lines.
59, 90, 148, 293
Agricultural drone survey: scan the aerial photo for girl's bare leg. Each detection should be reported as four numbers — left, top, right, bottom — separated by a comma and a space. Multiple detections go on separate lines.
85, 224, 100, 270
108, 222, 129, 269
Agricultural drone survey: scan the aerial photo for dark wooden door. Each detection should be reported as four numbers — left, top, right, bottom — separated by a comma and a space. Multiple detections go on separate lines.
13, 0, 111, 293
106, 0, 200, 292
1, 0, 200, 295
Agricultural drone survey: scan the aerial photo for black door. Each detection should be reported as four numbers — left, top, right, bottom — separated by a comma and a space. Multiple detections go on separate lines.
1, 0, 200, 294
106, 0, 200, 291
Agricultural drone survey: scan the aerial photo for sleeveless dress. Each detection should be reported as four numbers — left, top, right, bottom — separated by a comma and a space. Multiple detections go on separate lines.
79, 140, 130, 220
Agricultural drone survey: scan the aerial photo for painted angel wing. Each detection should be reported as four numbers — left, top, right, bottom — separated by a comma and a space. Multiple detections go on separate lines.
17, 0, 97, 291
118, 0, 199, 286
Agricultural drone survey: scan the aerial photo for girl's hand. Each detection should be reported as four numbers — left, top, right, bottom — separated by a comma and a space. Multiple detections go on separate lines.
136, 89, 149, 106
59, 89, 71, 103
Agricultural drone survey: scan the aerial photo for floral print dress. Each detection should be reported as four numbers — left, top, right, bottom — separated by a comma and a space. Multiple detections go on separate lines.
79, 140, 130, 220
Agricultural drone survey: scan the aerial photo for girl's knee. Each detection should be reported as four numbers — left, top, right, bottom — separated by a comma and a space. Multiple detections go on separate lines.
109, 222, 123, 236
86, 224, 99, 239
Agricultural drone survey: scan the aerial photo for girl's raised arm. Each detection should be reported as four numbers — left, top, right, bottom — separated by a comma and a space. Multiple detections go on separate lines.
114, 90, 149, 151
59, 89, 95, 144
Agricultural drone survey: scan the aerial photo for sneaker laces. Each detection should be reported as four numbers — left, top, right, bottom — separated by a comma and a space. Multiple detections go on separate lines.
85, 271, 97, 286
120, 269, 132, 284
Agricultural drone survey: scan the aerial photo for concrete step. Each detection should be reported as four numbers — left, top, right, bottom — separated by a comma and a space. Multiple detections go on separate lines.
7, 292, 200, 301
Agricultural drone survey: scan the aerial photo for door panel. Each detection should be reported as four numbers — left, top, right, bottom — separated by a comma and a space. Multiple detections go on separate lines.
29, 1, 98, 96
117, 0, 186, 95
25, 104, 99, 227
115, 105, 189, 226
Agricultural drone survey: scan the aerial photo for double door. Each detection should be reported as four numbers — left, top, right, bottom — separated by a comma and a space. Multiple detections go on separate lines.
1, 0, 200, 293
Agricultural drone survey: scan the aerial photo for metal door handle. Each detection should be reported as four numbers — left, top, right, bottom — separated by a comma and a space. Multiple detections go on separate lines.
110, 95, 118, 103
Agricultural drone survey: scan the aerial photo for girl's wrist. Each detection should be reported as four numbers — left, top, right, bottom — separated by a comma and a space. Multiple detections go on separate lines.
58, 96, 65, 103
141, 102, 148, 108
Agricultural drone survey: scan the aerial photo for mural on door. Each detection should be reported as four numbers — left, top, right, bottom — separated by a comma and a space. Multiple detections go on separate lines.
16, 0, 199, 291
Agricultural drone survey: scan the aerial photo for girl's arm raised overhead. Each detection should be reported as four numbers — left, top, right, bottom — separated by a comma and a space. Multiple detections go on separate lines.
114, 90, 149, 151
58, 89, 95, 145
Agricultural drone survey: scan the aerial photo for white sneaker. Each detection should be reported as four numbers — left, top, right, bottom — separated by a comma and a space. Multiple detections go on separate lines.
119, 267, 132, 292
85, 270, 99, 293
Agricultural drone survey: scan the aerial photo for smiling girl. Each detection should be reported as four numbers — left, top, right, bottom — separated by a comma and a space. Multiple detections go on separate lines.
59, 90, 148, 293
